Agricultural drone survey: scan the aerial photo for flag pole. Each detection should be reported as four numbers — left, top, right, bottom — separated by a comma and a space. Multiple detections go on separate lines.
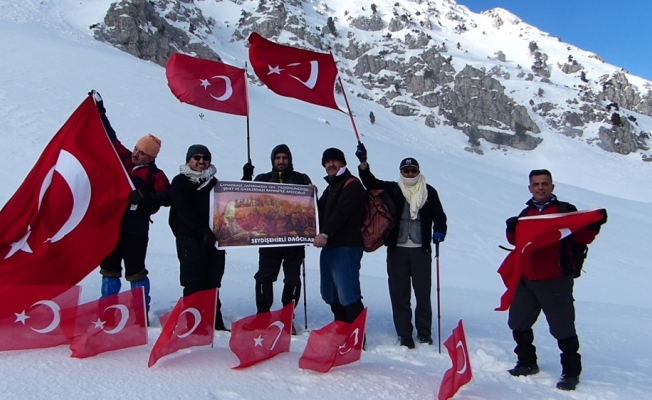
436, 242, 442, 354
337, 76, 361, 143
244, 62, 252, 163
302, 258, 308, 330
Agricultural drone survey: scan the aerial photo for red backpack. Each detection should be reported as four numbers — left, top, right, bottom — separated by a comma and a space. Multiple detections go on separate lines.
344, 177, 396, 252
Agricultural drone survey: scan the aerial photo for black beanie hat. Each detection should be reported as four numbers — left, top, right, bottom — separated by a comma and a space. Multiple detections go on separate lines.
270, 144, 293, 169
322, 147, 346, 166
399, 157, 419, 170
186, 144, 212, 162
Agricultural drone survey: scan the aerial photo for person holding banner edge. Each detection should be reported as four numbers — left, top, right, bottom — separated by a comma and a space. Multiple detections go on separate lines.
241, 144, 313, 335
169, 144, 228, 331
356, 142, 447, 349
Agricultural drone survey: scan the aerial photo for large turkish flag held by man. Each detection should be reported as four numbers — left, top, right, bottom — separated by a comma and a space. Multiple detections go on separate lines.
248, 32, 340, 110
0, 95, 133, 286
166, 53, 249, 116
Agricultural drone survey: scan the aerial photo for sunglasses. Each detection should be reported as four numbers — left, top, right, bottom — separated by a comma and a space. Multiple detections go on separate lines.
401, 168, 419, 174
133, 147, 148, 157
192, 155, 210, 161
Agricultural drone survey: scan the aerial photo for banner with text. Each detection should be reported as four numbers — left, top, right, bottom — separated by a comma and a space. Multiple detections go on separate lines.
213, 181, 317, 249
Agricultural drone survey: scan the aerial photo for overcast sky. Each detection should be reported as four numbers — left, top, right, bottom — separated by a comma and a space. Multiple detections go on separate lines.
461, 0, 652, 81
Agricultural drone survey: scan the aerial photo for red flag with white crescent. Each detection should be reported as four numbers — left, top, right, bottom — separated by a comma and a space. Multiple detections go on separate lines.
248, 32, 340, 111
298, 308, 367, 373
166, 53, 248, 116
0, 285, 81, 351
228, 302, 294, 369
68, 287, 148, 358
0, 95, 133, 286
495, 209, 605, 311
437, 319, 472, 400
148, 289, 217, 367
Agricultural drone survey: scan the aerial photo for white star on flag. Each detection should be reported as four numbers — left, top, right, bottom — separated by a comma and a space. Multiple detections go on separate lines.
14, 310, 30, 324
267, 65, 283, 75
253, 335, 264, 347
92, 318, 106, 329
200, 79, 210, 89
5, 228, 34, 259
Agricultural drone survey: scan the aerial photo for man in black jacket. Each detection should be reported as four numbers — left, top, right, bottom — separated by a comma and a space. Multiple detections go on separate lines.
314, 148, 367, 324
357, 144, 447, 349
242, 145, 312, 333
169, 144, 227, 331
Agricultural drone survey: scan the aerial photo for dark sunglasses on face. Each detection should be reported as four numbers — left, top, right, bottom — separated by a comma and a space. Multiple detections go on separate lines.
133, 147, 148, 157
401, 168, 419, 174
192, 155, 210, 161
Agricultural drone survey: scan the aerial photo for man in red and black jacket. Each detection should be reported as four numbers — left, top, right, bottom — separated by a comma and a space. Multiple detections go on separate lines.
505, 169, 606, 391
92, 91, 171, 315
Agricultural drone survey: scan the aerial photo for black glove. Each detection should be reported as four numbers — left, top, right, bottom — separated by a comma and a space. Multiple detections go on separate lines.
589, 209, 607, 232
88, 90, 106, 114
202, 228, 216, 247
128, 189, 155, 206
242, 162, 254, 180
506, 216, 518, 234
355, 142, 367, 163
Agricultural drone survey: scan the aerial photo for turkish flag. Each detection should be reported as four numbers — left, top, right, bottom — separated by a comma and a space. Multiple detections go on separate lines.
298, 308, 367, 373
437, 320, 472, 400
0, 285, 80, 351
148, 288, 217, 367
248, 32, 340, 110
68, 287, 148, 358
496, 209, 605, 311
166, 53, 248, 116
229, 302, 293, 369
0, 95, 133, 288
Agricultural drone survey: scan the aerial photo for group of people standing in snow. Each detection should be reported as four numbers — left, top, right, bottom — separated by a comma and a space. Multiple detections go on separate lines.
93, 90, 605, 391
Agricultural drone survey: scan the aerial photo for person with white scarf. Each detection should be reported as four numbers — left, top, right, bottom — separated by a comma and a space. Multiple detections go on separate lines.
168, 144, 228, 331
357, 143, 447, 349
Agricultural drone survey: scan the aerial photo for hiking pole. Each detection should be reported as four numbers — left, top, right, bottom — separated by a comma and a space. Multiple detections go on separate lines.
302, 258, 308, 330
436, 242, 442, 354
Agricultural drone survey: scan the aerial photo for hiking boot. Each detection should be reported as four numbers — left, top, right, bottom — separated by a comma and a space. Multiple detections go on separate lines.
400, 336, 415, 349
508, 363, 540, 376
556, 375, 579, 391
418, 335, 433, 345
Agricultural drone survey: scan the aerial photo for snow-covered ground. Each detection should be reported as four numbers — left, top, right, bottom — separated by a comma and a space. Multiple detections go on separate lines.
0, 1, 651, 399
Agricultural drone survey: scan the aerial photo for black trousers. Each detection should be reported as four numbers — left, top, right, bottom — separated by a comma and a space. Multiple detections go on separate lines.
100, 234, 149, 281
254, 246, 304, 286
176, 235, 225, 290
508, 275, 576, 340
386, 246, 432, 338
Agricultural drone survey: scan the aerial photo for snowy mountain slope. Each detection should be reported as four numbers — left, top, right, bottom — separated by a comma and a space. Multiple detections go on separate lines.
0, 1, 651, 399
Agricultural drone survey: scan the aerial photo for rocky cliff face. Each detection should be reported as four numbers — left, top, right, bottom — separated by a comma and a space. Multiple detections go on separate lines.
92, 0, 651, 157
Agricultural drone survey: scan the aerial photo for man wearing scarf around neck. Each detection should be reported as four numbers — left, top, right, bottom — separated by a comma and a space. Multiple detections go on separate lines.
241, 145, 312, 334
168, 144, 228, 331
503, 169, 605, 391
356, 144, 447, 349
314, 148, 367, 326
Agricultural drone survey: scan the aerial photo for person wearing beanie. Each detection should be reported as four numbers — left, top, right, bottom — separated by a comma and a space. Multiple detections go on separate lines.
314, 147, 367, 328
356, 142, 447, 349
168, 144, 228, 331
90, 90, 171, 319
241, 144, 312, 335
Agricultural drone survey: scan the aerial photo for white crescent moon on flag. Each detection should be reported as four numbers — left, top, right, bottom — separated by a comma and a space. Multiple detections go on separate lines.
38, 150, 91, 242
177, 308, 201, 338
338, 328, 359, 355
102, 304, 129, 334
266, 321, 285, 350
209, 75, 233, 101
288, 61, 318, 89
30, 300, 61, 334
455, 340, 468, 374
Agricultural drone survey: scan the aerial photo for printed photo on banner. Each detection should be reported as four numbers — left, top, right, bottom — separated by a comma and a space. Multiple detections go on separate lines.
212, 181, 317, 248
